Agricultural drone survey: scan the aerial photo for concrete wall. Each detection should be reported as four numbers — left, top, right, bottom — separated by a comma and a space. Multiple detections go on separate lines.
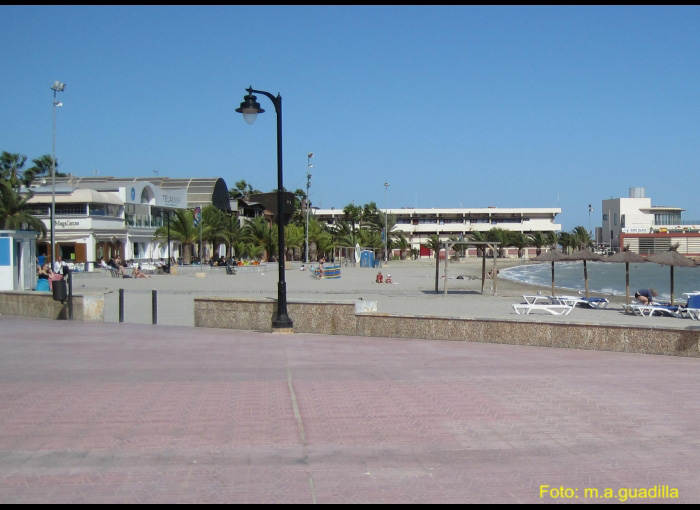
194, 297, 700, 358
0, 291, 104, 321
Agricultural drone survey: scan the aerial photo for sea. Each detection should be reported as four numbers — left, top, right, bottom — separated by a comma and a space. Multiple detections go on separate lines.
500, 261, 700, 302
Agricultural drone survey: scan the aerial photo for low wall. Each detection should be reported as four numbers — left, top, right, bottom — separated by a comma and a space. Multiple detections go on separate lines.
0, 291, 104, 321
194, 297, 700, 358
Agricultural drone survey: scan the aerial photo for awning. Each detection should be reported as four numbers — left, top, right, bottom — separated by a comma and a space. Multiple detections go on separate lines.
27, 188, 124, 205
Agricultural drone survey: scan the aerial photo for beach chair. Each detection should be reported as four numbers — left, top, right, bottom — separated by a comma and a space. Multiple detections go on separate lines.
554, 295, 609, 309
522, 295, 553, 305
681, 294, 700, 320
512, 303, 574, 315
627, 304, 682, 318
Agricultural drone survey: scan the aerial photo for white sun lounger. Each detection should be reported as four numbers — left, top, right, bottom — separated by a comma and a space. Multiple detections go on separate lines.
623, 304, 682, 318
512, 303, 574, 315
554, 295, 609, 309
522, 295, 553, 305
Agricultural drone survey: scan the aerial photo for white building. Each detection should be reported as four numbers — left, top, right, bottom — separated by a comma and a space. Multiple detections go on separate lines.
599, 187, 700, 255
313, 206, 562, 258
25, 177, 229, 267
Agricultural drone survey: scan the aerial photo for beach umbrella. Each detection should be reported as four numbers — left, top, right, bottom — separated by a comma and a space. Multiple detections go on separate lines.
531, 249, 568, 296
567, 248, 603, 299
648, 244, 698, 305
604, 246, 647, 304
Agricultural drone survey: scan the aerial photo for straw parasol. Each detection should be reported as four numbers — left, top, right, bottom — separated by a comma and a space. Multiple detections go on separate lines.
531, 249, 568, 297
566, 248, 603, 299
648, 244, 698, 305
604, 246, 647, 304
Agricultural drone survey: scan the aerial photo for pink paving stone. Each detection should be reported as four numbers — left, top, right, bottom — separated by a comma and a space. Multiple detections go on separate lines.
1, 316, 699, 503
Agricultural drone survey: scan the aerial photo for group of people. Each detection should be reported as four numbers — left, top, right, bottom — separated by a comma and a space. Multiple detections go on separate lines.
36, 256, 67, 292
98, 256, 150, 278
375, 271, 392, 284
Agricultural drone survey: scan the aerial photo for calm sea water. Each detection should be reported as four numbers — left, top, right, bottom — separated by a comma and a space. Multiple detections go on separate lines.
500, 261, 700, 302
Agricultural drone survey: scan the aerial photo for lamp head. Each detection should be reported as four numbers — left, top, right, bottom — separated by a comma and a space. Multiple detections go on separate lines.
51, 81, 66, 92
308, 153, 314, 158
236, 89, 264, 125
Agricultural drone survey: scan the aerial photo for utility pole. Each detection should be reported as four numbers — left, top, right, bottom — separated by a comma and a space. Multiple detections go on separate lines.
305, 152, 313, 263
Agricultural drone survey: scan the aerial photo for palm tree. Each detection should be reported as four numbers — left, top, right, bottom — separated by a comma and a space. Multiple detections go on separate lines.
545, 231, 559, 251
486, 228, 512, 258
219, 214, 248, 260
529, 231, 548, 256
510, 232, 530, 259
571, 226, 593, 251
469, 231, 487, 257
201, 205, 230, 259
315, 230, 335, 261
23, 154, 67, 187
229, 179, 261, 200
0, 181, 47, 236
395, 233, 410, 260
423, 234, 442, 259
343, 203, 363, 232
166, 209, 199, 264
423, 234, 443, 287
246, 216, 276, 261
0, 152, 27, 190
284, 223, 304, 261
558, 231, 576, 254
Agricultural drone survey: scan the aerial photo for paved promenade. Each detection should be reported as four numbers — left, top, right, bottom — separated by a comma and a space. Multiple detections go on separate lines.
1, 315, 699, 503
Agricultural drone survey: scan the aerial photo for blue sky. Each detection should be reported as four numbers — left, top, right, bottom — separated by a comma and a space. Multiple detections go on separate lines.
3, 5, 700, 231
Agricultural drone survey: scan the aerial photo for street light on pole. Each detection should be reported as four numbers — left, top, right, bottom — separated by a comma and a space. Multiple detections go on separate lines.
305, 152, 313, 263
50, 80, 66, 267
236, 86, 293, 331
383, 183, 390, 262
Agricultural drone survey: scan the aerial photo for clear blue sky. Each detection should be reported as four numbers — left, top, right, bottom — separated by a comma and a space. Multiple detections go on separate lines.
3, 5, 700, 231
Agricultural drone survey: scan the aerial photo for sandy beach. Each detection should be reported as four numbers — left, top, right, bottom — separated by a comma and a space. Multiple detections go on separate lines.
72, 258, 698, 330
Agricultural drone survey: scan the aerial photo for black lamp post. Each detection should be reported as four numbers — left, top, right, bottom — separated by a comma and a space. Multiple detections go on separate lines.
236, 86, 293, 330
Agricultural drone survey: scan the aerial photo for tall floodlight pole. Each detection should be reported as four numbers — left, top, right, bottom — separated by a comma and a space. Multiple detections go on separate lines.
305, 152, 314, 263
588, 204, 593, 237
50, 81, 66, 266
384, 182, 390, 263
236, 86, 293, 330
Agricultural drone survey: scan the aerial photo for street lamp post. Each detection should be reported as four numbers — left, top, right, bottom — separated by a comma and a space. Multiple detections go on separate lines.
236, 86, 293, 330
50, 81, 66, 266
384, 182, 390, 263
305, 152, 313, 263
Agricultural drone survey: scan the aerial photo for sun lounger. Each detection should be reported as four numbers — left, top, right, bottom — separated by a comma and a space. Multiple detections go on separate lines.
680, 294, 700, 320
512, 303, 574, 315
522, 295, 553, 305
625, 304, 682, 318
554, 295, 609, 309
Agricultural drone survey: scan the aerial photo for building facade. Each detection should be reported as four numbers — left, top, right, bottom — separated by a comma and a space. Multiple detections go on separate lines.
26, 176, 229, 267
313, 206, 562, 258
599, 187, 700, 255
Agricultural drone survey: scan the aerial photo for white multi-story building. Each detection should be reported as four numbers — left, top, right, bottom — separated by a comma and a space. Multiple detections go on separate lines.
599, 187, 700, 255
26, 176, 230, 267
313, 206, 562, 258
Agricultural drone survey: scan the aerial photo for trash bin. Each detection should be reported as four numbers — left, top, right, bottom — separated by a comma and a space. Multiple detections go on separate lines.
52, 279, 68, 302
